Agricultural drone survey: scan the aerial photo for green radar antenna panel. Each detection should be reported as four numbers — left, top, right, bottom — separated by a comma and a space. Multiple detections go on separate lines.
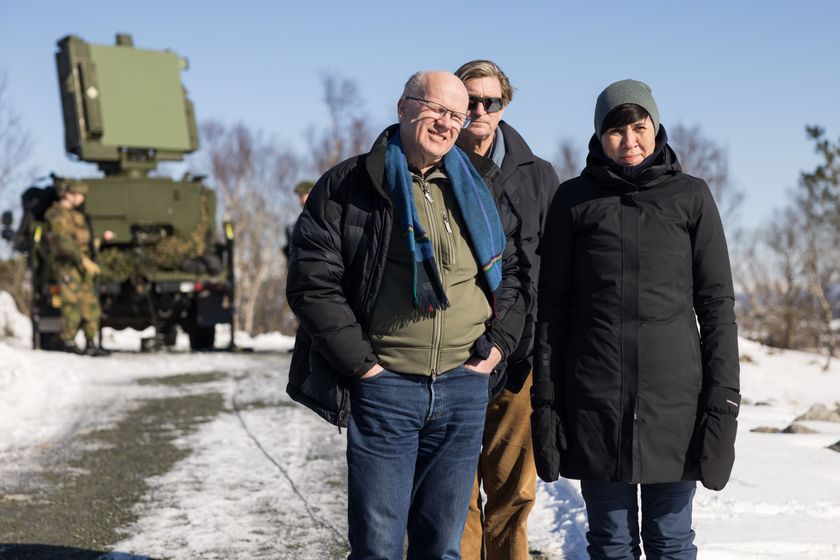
56, 33, 199, 174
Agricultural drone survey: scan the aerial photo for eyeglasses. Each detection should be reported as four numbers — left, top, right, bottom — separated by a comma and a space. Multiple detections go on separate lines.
467, 95, 504, 114
405, 96, 472, 129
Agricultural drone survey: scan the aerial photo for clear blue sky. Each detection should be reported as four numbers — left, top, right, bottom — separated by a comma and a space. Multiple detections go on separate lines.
1, 0, 838, 229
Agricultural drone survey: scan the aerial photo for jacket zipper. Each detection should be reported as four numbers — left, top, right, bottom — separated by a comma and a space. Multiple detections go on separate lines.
337, 384, 349, 433
631, 407, 641, 483
630, 197, 641, 483
420, 178, 444, 376
617, 191, 641, 480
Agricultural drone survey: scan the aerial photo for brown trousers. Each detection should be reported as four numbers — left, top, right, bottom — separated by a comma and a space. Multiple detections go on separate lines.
461, 372, 537, 560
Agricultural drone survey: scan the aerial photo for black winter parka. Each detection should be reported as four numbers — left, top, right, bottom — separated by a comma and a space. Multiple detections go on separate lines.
467, 121, 559, 392
286, 125, 530, 428
532, 139, 740, 486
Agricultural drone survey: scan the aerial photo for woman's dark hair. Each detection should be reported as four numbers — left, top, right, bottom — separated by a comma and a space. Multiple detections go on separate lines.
599, 103, 652, 135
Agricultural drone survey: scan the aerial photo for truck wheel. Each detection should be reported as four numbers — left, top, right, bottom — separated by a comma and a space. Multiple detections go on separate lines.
189, 325, 215, 351
36, 331, 59, 351
162, 324, 178, 347
32, 318, 57, 350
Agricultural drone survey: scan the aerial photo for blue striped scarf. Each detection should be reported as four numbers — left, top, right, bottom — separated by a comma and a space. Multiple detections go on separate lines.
385, 133, 505, 311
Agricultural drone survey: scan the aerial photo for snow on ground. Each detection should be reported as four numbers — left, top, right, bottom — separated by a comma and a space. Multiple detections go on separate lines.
688, 338, 840, 559
0, 292, 31, 344
528, 336, 840, 559
2, 291, 840, 558
110, 362, 349, 560
100, 322, 295, 353
0, 293, 293, 455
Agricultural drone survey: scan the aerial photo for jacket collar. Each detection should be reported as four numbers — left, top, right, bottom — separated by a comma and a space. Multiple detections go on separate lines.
492, 121, 537, 192
365, 124, 398, 202
583, 127, 681, 192
369, 124, 502, 199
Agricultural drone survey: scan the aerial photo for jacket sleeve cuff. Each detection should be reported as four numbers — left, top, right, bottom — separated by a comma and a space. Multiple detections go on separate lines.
350, 354, 380, 378
704, 386, 741, 418
470, 331, 508, 362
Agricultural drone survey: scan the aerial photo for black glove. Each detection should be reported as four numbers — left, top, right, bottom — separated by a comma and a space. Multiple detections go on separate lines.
531, 405, 567, 482
531, 381, 567, 483
699, 386, 741, 491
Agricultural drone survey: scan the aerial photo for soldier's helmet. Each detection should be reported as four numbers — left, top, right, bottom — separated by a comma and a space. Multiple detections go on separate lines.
55, 179, 90, 196
293, 180, 315, 195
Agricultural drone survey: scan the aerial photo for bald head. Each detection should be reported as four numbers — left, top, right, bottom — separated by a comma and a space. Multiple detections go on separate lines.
402, 71, 469, 106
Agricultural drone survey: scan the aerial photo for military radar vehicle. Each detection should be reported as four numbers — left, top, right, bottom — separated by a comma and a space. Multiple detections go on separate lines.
1, 34, 235, 351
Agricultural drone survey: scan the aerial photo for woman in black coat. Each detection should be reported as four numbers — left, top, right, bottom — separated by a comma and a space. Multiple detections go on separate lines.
531, 79, 740, 560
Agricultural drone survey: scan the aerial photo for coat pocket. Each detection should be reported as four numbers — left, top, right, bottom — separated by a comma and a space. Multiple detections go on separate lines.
439, 208, 460, 268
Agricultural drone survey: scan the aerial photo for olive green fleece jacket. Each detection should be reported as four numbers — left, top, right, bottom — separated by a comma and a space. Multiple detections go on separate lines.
368, 167, 492, 375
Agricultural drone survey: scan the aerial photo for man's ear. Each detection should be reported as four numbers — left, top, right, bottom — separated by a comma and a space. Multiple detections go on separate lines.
397, 98, 406, 121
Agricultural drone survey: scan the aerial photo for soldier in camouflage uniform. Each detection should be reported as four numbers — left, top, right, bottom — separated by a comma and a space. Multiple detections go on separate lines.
45, 179, 109, 356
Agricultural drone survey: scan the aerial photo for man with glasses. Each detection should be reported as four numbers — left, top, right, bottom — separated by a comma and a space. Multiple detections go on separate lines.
455, 59, 560, 560
286, 70, 528, 559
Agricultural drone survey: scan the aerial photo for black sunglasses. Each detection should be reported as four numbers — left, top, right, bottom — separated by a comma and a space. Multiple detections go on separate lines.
467, 95, 504, 114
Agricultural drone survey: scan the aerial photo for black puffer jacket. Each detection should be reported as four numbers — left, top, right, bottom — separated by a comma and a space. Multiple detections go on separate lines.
286, 125, 529, 427
486, 121, 559, 392
532, 135, 740, 487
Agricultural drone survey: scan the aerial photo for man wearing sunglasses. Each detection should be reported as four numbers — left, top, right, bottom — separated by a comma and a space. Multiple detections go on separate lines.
286, 70, 528, 559
455, 60, 560, 560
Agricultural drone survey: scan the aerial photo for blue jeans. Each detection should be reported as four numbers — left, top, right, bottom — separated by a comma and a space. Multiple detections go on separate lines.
580, 480, 697, 560
347, 366, 490, 560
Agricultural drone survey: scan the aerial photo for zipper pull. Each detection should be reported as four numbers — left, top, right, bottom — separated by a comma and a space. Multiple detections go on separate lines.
442, 211, 452, 234
421, 183, 433, 203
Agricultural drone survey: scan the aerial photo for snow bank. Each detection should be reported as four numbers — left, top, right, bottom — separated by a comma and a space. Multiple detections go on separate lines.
0, 290, 31, 344
102, 323, 295, 353
738, 337, 840, 408
0, 289, 293, 454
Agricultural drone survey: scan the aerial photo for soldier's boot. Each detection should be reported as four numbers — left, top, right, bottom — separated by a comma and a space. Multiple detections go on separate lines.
84, 338, 111, 357
60, 340, 84, 355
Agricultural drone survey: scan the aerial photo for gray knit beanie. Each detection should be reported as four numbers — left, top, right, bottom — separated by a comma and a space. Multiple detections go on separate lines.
594, 79, 660, 135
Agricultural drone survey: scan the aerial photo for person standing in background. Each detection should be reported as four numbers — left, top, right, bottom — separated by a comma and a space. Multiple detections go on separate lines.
283, 180, 314, 261
454, 59, 559, 560
45, 179, 109, 356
